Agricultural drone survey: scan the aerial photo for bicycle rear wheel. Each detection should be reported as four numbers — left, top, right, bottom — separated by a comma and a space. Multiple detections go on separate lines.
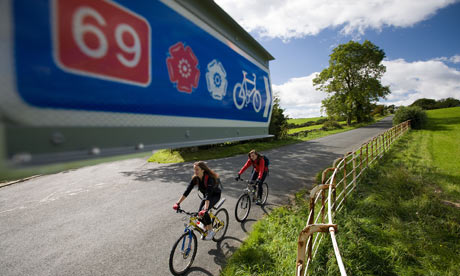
260, 183, 269, 205
235, 193, 251, 222
212, 208, 229, 242
169, 231, 197, 275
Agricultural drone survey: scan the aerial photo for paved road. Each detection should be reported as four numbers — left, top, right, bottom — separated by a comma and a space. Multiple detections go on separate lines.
0, 116, 394, 276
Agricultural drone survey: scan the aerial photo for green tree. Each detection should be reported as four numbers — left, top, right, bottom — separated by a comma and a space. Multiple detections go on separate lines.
313, 40, 390, 125
411, 98, 437, 110
269, 95, 289, 139
435, 97, 460, 108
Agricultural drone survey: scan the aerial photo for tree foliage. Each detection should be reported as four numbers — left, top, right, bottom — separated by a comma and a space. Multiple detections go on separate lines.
313, 40, 390, 125
411, 98, 437, 110
411, 97, 460, 110
269, 95, 289, 139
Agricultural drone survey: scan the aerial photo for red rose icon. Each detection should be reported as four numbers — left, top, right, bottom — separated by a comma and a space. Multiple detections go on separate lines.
166, 42, 200, 93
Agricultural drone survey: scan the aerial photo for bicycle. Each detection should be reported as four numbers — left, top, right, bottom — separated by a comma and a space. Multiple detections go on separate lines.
233, 71, 262, 112
169, 198, 229, 275
234, 178, 269, 222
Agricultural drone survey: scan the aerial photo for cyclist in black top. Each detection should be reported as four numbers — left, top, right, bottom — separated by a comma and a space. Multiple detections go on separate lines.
173, 161, 221, 240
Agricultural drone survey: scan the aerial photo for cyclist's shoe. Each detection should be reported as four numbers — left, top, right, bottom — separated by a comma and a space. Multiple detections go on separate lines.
204, 230, 215, 241
255, 198, 262, 205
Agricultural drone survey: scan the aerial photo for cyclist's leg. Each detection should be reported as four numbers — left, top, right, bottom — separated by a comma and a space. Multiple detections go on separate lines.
201, 193, 221, 227
250, 170, 258, 183
257, 172, 268, 199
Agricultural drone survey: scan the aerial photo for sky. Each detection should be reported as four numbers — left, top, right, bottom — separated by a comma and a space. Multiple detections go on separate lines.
214, 0, 460, 118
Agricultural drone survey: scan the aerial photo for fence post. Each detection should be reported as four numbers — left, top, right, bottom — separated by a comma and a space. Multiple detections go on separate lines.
383, 132, 386, 152
366, 143, 369, 168
321, 189, 326, 223
343, 154, 348, 203
370, 139, 374, 162
352, 151, 357, 189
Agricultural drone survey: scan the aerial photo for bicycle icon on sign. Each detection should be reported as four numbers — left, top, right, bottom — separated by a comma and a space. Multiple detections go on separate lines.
233, 71, 262, 112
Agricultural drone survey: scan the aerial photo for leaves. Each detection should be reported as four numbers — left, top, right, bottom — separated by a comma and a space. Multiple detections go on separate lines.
313, 40, 390, 124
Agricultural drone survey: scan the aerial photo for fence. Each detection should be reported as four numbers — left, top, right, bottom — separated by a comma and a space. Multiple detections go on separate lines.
296, 120, 411, 276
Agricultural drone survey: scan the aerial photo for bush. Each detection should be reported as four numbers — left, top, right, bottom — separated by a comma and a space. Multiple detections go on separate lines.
393, 106, 427, 129
269, 95, 289, 139
321, 120, 343, 130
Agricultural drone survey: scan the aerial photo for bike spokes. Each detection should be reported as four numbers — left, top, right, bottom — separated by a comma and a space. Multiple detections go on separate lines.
235, 194, 251, 222
212, 208, 229, 242
169, 232, 198, 275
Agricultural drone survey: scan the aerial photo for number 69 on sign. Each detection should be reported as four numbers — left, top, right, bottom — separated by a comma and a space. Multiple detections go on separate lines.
53, 0, 151, 86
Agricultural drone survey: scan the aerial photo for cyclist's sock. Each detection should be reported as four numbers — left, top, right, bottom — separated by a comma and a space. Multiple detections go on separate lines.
204, 230, 215, 240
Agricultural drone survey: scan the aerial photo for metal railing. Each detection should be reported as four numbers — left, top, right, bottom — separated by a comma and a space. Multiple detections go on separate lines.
296, 120, 411, 276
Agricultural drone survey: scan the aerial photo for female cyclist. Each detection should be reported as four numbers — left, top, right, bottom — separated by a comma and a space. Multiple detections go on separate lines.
173, 161, 221, 240
236, 149, 268, 205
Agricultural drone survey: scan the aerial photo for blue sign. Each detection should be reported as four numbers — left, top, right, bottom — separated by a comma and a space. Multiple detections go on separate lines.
13, 0, 273, 123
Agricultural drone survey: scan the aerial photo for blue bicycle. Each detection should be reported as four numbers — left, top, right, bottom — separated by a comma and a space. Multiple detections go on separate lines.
169, 199, 228, 275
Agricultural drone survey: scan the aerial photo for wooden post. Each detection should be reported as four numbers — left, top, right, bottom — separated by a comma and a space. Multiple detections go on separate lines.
370, 139, 374, 162
321, 189, 325, 224
366, 143, 369, 168
352, 151, 357, 188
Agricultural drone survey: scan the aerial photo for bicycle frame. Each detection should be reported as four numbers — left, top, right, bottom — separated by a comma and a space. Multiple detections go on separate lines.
179, 209, 223, 238
241, 71, 257, 104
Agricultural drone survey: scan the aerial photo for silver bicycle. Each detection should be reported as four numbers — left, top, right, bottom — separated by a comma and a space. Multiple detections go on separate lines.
234, 178, 268, 222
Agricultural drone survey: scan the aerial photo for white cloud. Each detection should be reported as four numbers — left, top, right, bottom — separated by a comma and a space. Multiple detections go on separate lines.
450, 55, 460, 63
215, 0, 457, 41
272, 74, 326, 118
381, 58, 460, 106
274, 56, 460, 118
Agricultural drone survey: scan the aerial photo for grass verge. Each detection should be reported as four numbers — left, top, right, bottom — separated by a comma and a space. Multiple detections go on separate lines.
221, 107, 460, 275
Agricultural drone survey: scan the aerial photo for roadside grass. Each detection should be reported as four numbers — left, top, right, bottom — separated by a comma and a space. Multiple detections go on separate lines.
148, 138, 300, 163
149, 115, 390, 163
221, 107, 460, 275
221, 190, 311, 276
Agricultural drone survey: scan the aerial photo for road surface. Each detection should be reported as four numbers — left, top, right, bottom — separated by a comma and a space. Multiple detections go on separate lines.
0, 116, 394, 276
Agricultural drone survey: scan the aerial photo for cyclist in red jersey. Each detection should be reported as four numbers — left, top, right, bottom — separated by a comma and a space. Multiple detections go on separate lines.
235, 149, 268, 205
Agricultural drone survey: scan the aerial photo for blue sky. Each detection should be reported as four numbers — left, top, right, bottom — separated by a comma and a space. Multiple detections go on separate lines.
215, 0, 460, 118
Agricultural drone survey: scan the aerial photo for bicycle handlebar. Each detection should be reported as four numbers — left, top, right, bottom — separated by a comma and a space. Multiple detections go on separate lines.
175, 207, 198, 216
236, 178, 256, 184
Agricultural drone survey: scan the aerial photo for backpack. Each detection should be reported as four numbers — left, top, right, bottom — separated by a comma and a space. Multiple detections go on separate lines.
204, 174, 223, 191
263, 155, 270, 167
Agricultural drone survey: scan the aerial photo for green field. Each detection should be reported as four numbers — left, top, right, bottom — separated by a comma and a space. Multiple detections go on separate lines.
221, 107, 460, 275
287, 116, 324, 125
287, 124, 323, 134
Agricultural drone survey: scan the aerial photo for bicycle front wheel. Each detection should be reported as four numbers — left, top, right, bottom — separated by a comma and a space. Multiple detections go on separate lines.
235, 193, 251, 222
169, 231, 198, 275
260, 183, 269, 205
233, 83, 246, 109
212, 208, 229, 242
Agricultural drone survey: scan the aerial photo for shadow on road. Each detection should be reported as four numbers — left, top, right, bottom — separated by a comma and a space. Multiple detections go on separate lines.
181, 266, 214, 276
120, 142, 342, 204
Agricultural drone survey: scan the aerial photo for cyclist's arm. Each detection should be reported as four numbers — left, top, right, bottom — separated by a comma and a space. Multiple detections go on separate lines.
182, 178, 196, 198
176, 195, 186, 205
238, 159, 252, 175
257, 158, 265, 180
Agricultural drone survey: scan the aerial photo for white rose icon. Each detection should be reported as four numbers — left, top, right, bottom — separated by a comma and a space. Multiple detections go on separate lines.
206, 59, 227, 100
